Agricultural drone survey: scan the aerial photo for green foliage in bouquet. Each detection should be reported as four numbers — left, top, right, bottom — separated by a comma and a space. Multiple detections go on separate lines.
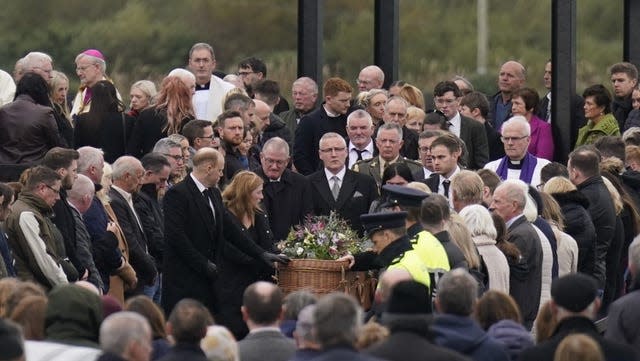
278, 211, 364, 260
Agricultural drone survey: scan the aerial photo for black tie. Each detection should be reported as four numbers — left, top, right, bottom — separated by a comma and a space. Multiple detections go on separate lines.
354, 149, 365, 161
203, 189, 217, 222
443, 179, 451, 199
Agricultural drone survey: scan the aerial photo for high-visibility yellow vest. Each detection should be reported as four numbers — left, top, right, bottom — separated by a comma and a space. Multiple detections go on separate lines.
387, 248, 431, 288
411, 230, 451, 284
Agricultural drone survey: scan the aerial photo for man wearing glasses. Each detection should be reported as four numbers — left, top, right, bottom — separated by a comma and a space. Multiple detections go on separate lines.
356, 65, 385, 92
483, 116, 550, 187
188, 42, 235, 121
309, 132, 378, 235
238, 57, 290, 114
256, 137, 313, 242
5, 166, 76, 289
153, 138, 186, 187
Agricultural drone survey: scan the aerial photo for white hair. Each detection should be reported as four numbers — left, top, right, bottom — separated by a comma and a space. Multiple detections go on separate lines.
67, 174, 95, 201
100, 312, 151, 356
22, 51, 52, 71
168, 68, 195, 82
502, 116, 531, 137
111, 156, 142, 181
459, 204, 497, 239
347, 109, 373, 127
77, 146, 104, 175
495, 179, 528, 211
75, 52, 106, 74
523, 193, 538, 222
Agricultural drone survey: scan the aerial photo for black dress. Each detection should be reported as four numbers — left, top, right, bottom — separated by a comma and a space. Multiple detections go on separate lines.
127, 107, 193, 158
74, 112, 134, 163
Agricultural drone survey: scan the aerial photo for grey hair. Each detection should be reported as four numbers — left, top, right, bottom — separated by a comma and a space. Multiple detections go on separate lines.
100, 312, 151, 356
23, 51, 52, 72
111, 156, 143, 181
452, 75, 474, 91
262, 137, 290, 156
77, 146, 104, 175
385, 95, 410, 110
313, 293, 363, 348
496, 179, 528, 211
67, 174, 95, 201
294, 304, 317, 343
347, 109, 373, 127
319, 132, 346, 148
629, 235, 640, 275
168, 133, 187, 144
437, 268, 478, 316
75, 52, 106, 74
502, 116, 531, 137
189, 42, 215, 60
293, 77, 318, 95
459, 204, 497, 239
283, 291, 317, 320
377, 122, 403, 140
153, 137, 182, 154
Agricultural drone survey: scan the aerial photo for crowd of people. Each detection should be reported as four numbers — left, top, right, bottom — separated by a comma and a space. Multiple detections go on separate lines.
0, 43, 640, 361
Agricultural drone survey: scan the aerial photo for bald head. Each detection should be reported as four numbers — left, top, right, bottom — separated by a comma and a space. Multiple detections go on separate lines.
242, 282, 284, 327
358, 65, 385, 92
253, 98, 271, 131
498, 61, 526, 96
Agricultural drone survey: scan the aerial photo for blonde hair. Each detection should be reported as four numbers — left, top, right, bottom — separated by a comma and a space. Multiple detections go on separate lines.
539, 191, 565, 230
50, 70, 72, 123
543, 176, 577, 194
98, 162, 113, 204
130, 80, 158, 108
222, 171, 263, 222
554, 334, 604, 361
398, 84, 425, 110
447, 214, 481, 269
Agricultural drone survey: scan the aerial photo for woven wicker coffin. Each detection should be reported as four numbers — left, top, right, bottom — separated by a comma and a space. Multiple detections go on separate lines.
276, 259, 375, 309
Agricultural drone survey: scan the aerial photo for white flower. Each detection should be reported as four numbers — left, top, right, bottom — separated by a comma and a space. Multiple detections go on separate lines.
296, 247, 304, 256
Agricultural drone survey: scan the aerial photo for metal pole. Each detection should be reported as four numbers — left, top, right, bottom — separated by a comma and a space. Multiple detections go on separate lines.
297, 0, 323, 85
477, 0, 488, 75
374, 0, 399, 88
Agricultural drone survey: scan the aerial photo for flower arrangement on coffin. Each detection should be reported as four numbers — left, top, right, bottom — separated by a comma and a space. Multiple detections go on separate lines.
277, 211, 364, 260
276, 212, 374, 309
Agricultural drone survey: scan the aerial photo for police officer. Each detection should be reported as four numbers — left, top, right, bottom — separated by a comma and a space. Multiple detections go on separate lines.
379, 184, 451, 290
340, 211, 430, 288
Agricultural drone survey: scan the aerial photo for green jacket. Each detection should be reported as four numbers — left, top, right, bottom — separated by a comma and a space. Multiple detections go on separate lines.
352, 156, 423, 188
45, 284, 103, 348
5, 192, 69, 289
574, 113, 621, 148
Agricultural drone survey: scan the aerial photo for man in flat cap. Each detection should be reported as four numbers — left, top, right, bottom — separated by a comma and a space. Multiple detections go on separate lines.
340, 211, 431, 289
520, 273, 637, 361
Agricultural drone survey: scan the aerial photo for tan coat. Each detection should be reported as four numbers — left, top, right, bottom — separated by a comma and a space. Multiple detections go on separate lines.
103, 203, 137, 305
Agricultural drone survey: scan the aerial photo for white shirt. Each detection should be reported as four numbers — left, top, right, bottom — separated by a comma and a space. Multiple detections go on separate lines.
438, 165, 461, 198
448, 112, 462, 137
348, 140, 374, 168
193, 88, 210, 120
325, 166, 346, 190
190, 173, 215, 217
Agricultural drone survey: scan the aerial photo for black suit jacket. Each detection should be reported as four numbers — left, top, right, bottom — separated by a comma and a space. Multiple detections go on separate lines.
293, 105, 352, 175
507, 215, 542, 329
108, 188, 157, 289
536, 93, 586, 162
161, 175, 265, 315
308, 169, 378, 235
459, 115, 489, 169
257, 168, 313, 241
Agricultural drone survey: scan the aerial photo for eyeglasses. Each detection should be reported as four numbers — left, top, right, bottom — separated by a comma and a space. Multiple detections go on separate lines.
237, 71, 256, 77
45, 184, 60, 194
197, 135, 215, 140
164, 154, 185, 162
319, 147, 346, 154
500, 136, 528, 142
356, 78, 371, 85
76, 64, 96, 72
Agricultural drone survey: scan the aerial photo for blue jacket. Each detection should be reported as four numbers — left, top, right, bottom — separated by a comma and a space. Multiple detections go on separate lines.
486, 320, 533, 361
431, 314, 509, 361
